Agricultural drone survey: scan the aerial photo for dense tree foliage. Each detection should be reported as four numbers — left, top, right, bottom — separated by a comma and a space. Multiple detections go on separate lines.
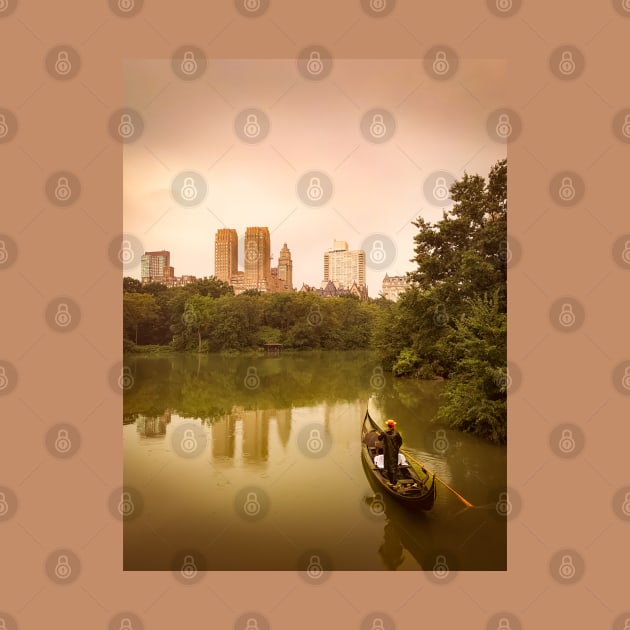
123, 277, 379, 352
373, 159, 507, 443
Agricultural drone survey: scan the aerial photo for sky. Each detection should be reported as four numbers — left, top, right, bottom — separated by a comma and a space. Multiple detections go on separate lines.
123, 57, 507, 295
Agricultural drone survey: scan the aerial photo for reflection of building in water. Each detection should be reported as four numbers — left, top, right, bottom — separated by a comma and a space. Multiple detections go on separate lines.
136, 411, 171, 437
214, 407, 292, 462
275, 408, 292, 448
241, 409, 270, 462
212, 415, 236, 459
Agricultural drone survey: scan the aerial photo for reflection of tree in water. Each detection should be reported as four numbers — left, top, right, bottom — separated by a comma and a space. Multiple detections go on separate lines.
123, 351, 380, 420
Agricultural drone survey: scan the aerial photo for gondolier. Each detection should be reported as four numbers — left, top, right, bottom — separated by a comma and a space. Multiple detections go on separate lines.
361, 410, 436, 509
379, 419, 403, 487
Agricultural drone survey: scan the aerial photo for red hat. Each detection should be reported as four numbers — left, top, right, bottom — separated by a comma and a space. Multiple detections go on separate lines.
386, 419, 396, 427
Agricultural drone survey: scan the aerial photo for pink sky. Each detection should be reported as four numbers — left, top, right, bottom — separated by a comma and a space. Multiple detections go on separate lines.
124, 58, 506, 294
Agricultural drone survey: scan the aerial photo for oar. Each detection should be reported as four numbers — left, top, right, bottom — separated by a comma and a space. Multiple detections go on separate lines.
402, 449, 474, 509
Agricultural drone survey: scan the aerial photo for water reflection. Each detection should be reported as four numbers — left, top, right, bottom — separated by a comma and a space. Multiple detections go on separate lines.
123, 352, 506, 571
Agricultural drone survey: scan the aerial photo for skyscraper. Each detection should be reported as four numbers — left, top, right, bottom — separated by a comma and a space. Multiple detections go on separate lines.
323, 240, 366, 290
214, 229, 238, 283
244, 226, 271, 291
276, 242, 293, 291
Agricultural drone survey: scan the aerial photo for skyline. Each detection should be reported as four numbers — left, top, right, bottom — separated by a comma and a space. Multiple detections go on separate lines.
123, 58, 507, 290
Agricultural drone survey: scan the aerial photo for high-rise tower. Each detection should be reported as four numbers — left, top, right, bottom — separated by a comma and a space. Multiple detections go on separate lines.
244, 226, 271, 291
214, 229, 238, 283
323, 240, 366, 289
277, 242, 293, 291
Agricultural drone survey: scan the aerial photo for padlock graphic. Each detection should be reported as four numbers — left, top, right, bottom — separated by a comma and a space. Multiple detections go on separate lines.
307, 428, 324, 453
54, 50, 72, 76
432, 554, 449, 579
306, 50, 323, 75
245, 619, 260, 630
558, 303, 576, 327
370, 366, 385, 389
495, 113, 512, 139
434, 303, 448, 326
369, 240, 386, 264
306, 176, 324, 201
308, 305, 322, 325
54, 176, 72, 202
118, 366, 134, 390
0, 620, 6, 630
0, 491, 8, 516
504, 368, 512, 391
306, 554, 323, 579
501, 239, 511, 264
0, 366, 8, 390
624, 619, 630, 630
369, 113, 387, 138
370, 618, 385, 630
622, 367, 630, 390
369, 0, 386, 11
621, 492, 630, 516
495, 0, 513, 12
622, 114, 630, 139
243, 113, 261, 138
243, 491, 261, 516
118, 491, 135, 517
181, 554, 197, 578
496, 491, 512, 517
621, 241, 630, 264
181, 51, 198, 76
558, 50, 576, 76
118, 0, 135, 11
370, 493, 385, 516
433, 429, 449, 453
0, 0, 8, 10
0, 240, 7, 265
180, 177, 198, 202
558, 176, 575, 201
55, 428, 72, 453
244, 0, 261, 11
244, 366, 260, 389
0, 114, 8, 138
118, 240, 134, 265
558, 554, 575, 579
119, 618, 134, 630
558, 428, 575, 453
118, 113, 135, 139
496, 618, 512, 630
54, 302, 72, 327
180, 428, 198, 453
432, 51, 450, 76
54, 554, 72, 579
432, 176, 449, 201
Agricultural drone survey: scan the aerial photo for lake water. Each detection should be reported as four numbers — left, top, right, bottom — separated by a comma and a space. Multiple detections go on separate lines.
123, 351, 506, 572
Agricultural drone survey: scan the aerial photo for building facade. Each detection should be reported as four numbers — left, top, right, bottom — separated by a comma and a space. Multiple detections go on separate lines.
214, 229, 238, 284
323, 240, 366, 292
140, 250, 174, 283
381, 273, 412, 301
276, 242, 293, 291
244, 226, 272, 292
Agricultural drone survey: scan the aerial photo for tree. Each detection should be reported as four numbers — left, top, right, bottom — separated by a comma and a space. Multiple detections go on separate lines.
123, 293, 159, 344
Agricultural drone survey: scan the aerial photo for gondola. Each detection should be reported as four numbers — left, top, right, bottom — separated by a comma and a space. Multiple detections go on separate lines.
361, 409, 437, 510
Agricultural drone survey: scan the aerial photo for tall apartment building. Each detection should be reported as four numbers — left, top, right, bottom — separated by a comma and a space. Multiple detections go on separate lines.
214, 229, 238, 283
141, 250, 174, 283
275, 242, 293, 291
244, 226, 271, 291
323, 240, 366, 290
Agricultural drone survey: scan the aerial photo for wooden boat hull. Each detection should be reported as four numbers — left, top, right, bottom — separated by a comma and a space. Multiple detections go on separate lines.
361, 410, 437, 510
